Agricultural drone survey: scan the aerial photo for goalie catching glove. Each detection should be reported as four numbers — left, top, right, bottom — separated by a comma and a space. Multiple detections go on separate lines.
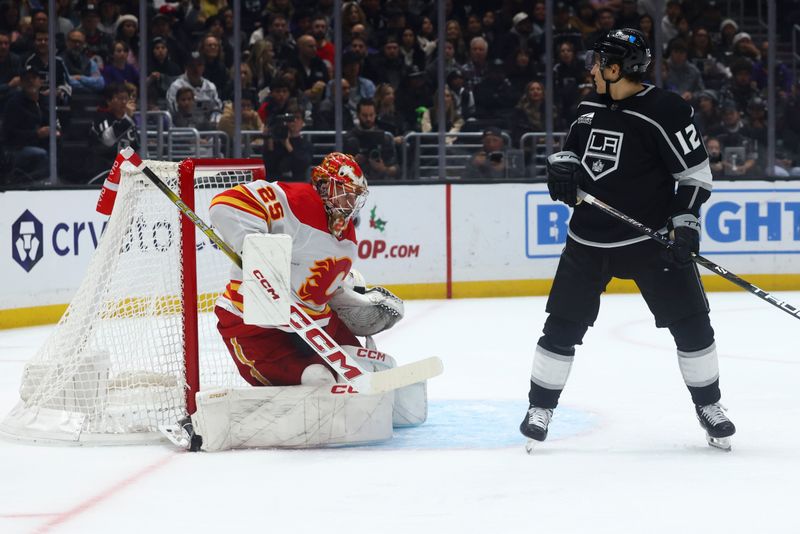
329, 269, 404, 336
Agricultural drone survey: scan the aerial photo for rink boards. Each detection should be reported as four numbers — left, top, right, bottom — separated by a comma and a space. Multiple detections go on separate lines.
2, 181, 800, 328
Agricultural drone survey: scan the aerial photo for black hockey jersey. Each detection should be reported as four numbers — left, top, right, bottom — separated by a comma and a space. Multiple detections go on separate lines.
564, 84, 712, 247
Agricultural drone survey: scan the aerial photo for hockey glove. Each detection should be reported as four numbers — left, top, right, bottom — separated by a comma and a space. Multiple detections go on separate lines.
665, 212, 701, 267
546, 151, 584, 207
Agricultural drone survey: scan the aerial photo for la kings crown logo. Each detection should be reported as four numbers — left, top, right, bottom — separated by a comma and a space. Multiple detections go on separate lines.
582, 128, 624, 181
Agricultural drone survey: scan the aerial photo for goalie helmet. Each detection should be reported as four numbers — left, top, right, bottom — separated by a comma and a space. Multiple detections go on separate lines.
311, 152, 368, 237
588, 28, 651, 76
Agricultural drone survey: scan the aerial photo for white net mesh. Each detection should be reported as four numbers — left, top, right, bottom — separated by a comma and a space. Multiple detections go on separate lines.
0, 160, 253, 444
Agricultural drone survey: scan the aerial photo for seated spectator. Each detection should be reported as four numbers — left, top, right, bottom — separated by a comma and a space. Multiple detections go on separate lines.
262, 13, 296, 67
421, 87, 464, 145
512, 80, 561, 146
719, 59, 759, 112
552, 41, 583, 123
687, 26, 730, 91
417, 16, 437, 58
446, 19, 468, 64
463, 127, 510, 180
571, 2, 599, 42
313, 78, 356, 131
553, 3, 584, 53
310, 15, 334, 69
616, 0, 640, 30
731, 32, 761, 63
249, 39, 278, 93
150, 12, 187, 68
660, 1, 682, 44
638, 14, 656, 46
752, 40, 793, 98
374, 83, 406, 143
114, 14, 139, 69
447, 68, 476, 121
709, 100, 758, 177
61, 29, 104, 94
705, 136, 724, 179
585, 8, 616, 49
222, 62, 256, 102
77, 4, 113, 70
742, 96, 767, 148
461, 36, 489, 91
344, 98, 398, 180
363, 34, 406, 89
0, 30, 22, 114
399, 26, 426, 72
424, 40, 459, 84
167, 51, 223, 127
171, 87, 214, 130
507, 48, 543, 98
218, 89, 263, 145
1, 66, 52, 182
257, 77, 291, 124
97, 0, 119, 36
147, 36, 182, 101
102, 40, 139, 86
262, 106, 312, 182
88, 82, 137, 178
694, 90, 722, 135
396, 65, 432, 131
24, 30, 72, 107
199, 34, 229, 95
474, 58, 516, 122
717, 18, 739, 64
665, 39, 704, 101
325, 52, 375, 109
291, 34, 329, 102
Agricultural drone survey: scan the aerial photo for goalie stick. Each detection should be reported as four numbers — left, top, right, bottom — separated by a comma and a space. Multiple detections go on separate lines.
578, 189, 800, 322
118, 147, 443, 394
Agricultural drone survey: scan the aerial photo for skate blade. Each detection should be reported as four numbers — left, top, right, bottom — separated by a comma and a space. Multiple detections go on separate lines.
159, 423, 190, 448
525, 439, 538, 454
706, 435, 732, 451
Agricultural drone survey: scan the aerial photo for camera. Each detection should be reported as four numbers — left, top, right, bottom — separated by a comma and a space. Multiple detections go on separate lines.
268, 112, 295, 140
488, 151, 504, 163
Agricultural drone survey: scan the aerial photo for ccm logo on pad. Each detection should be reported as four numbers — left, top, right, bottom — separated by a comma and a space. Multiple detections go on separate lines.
252, 269, 279, 300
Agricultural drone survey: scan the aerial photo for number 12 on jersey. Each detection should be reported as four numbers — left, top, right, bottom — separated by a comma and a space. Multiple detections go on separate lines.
675, 124, 701, 155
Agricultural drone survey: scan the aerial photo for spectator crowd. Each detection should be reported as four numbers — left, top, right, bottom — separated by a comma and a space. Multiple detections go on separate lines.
1, 0, 800, 183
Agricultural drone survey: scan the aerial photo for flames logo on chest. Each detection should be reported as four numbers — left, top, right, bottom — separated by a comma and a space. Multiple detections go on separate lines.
298, 257, 353, 306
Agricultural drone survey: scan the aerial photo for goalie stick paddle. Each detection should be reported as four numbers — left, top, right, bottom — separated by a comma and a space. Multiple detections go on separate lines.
578, 189, 800, 322
118, 148, 443, 394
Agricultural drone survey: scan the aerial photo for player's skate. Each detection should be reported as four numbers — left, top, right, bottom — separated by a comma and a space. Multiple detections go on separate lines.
159, 416, 203, 451
695, 402, 736, 451
520, 405, 553, 454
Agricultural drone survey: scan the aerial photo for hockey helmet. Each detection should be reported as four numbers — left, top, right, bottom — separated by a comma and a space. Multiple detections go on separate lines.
586, 28, 651, 76
311, 152, 368, 236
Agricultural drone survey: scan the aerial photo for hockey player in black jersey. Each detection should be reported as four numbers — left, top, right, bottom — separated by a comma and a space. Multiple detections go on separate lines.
520, 29, 736, 452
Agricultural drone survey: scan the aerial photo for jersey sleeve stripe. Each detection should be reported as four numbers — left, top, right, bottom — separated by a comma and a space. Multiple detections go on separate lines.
674, 160, 712, 189
579, 101, 607, 109
211, 186, 268, 215
621, 109, 688, 170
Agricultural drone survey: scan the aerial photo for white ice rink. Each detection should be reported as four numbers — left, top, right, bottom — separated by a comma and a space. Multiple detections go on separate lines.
1, 291, 799, 534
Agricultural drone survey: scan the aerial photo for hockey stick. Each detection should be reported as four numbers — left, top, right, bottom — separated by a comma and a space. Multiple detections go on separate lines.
578, 189, 800, 321
118, 147, 443, 394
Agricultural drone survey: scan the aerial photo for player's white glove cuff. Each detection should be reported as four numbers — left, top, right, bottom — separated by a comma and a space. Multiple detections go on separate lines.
669, 212, 701, 232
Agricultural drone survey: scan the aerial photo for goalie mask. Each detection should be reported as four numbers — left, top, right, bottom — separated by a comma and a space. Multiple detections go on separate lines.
311, 152, 368, 237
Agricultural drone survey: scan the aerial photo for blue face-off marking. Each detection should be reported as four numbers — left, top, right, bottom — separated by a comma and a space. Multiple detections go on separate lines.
366, 399, 598, 450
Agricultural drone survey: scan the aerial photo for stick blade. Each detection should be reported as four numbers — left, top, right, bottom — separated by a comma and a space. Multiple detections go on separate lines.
354, 357, 444, 394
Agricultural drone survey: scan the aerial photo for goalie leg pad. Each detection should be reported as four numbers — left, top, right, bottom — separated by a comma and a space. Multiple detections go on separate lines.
344, 345, 428, 427
191, 385, 393, 451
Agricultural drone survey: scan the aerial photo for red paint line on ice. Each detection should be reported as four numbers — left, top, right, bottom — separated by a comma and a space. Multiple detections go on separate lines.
32, 453, 178, 533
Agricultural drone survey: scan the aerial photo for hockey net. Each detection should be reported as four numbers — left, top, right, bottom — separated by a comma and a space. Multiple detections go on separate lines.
0, 158, 264, 444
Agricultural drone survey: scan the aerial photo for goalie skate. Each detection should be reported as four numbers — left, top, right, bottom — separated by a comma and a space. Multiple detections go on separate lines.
159, 417, 202, 451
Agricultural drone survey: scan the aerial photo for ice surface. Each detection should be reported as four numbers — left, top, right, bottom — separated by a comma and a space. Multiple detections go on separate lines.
1, 291, 798, 533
